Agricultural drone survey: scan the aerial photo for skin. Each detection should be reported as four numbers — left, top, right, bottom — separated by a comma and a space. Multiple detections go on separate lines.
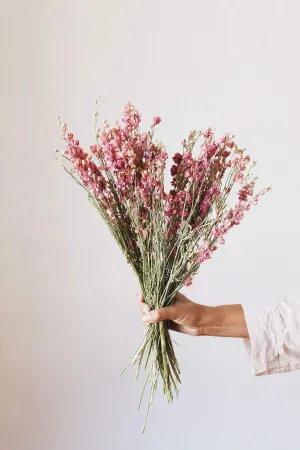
139, 292, 249, 338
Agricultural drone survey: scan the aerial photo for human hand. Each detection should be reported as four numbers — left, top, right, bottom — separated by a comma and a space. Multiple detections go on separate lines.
139, 292, 207, 336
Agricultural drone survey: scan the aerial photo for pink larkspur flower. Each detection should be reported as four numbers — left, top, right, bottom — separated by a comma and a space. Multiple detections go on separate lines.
184, 275, 193, 287
152, 116, 161, 126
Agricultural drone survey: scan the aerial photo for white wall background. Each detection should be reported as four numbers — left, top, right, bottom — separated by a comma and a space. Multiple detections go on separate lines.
1, 1, 300, 449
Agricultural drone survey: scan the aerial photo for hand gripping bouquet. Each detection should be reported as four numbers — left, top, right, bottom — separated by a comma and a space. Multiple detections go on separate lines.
55, 99, 270, 430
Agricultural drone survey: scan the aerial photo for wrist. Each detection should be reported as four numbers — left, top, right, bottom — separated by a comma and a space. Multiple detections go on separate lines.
198, 304, 248, 338
197, 305, 218, 336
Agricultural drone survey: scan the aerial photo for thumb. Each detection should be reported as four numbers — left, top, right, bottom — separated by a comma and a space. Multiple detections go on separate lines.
142, 306, 175, 324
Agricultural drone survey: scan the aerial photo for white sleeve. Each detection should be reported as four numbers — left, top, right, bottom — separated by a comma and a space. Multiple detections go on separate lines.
242, 295, 300, 376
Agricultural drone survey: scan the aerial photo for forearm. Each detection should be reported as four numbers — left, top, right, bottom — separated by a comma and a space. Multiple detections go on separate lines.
200, 304, 249, 338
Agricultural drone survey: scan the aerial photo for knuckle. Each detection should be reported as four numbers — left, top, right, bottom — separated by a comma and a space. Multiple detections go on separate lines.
154, 311, 161, 321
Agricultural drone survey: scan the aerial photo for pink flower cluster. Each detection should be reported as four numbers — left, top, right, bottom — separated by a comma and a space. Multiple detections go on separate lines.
98, 103, 167, 222
57, 103, 270, 289
164, 130, 270, 286
195, 184, 271, 270
61, 126, 107, 199
164, 131, 236, 239
59, 103, 168, 229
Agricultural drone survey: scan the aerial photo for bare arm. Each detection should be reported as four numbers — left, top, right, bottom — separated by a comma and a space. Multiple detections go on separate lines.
200, 304, 249, 338
140, 292, 249, 338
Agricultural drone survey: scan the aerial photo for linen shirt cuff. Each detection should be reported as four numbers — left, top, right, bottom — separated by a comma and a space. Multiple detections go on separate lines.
242, 302, 290, 376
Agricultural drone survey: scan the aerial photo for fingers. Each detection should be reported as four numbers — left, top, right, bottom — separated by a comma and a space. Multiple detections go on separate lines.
137, 289, 144, 307
140, 303, 150, 316
138, 292, 150, 315
138, 292, 179, 324
142, 306, 174, 324
137, 289, 145, 316
136, 289, 144, 302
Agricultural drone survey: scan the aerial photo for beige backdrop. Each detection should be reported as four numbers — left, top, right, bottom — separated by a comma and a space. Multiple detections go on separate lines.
1, 1, 300, 449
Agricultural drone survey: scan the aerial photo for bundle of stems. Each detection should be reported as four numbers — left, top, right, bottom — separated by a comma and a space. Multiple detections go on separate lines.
55, 99, 270, 431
